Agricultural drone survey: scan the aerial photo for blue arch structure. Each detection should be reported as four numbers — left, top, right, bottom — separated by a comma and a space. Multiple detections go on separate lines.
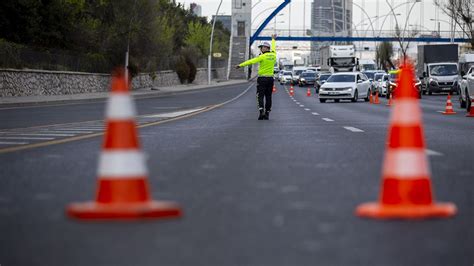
250, 0, 471, 44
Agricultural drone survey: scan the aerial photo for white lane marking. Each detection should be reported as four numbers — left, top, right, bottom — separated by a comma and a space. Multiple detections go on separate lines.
304, 108, 311, 111
299, 105, 305, 107
59, 128, 104, 131
343, 126, 364, 132
311, 112, 320, 116
143, 107, 206, 118
0, 141, 28, 145
295, 102, 300, 104
322, 118, 334, 122
0, 137, 55, 140
37, 130, 94, 134
0, 133, 75, 137
426, 149, 443, 156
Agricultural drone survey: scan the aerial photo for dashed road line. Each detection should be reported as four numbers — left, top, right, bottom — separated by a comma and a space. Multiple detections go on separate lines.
343, 126, 364, 132
322, 118, 335, 122
304, 108, 310, 111
299, 105, 305, 107
426, 149, 443, 156
311, 112, 320, 116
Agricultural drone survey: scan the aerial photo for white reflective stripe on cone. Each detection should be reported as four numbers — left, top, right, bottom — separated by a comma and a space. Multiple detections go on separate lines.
383, 148, 431, 179
390, 100, 421, 126
98, 150, 148, 178
106, 94, 137, 120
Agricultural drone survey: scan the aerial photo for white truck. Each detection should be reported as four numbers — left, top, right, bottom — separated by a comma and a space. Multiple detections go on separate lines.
319, 45, 357, 72
417, 44, 459, 95
357, 59, 377, 71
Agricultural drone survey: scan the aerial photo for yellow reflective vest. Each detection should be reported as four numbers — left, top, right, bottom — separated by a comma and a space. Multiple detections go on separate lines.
239, 39, 276, 77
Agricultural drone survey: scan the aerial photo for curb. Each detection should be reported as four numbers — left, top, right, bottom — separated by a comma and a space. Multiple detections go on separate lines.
0, 80, 250, 108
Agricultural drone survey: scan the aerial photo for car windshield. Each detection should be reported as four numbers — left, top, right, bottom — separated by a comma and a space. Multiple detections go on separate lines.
320, 74, 331, 81
327, 74, 355, 83
283, 71, 292, 76
429, 64, 458, 76
301, 72, 315, 78
332, 58, 353, 66
294, 70, 304, 75
362, 64, 376, 70
375, 73, 384, 80
363, 72, 375, 79
383, 75, 389, 81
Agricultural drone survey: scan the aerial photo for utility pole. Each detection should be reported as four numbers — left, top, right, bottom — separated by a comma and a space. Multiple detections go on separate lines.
208, 0, 224, 85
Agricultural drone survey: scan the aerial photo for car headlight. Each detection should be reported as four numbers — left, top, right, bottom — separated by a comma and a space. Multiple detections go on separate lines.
300, 78, 305, 81
429, 78, 438, 84
342, 87, 352, 91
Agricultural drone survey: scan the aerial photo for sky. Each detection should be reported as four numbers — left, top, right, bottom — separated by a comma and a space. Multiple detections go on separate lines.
177, 0, 456, 34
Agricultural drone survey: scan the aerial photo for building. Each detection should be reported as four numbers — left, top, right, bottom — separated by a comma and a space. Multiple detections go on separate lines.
190, 3, 202, 17
212, 15, 232, 32
228, 0, 252, 79
310, 0, 353, 65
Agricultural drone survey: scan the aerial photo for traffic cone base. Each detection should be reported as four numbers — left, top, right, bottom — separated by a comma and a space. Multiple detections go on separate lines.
441, 111, 456, 115
67, 200, 182, 220
356, 202, 456, 219
374, 92, 380, 104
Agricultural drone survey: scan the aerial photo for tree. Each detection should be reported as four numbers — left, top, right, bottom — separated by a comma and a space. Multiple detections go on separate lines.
376, 41, 395, 71
394, 24, 419, 61
184, 21, 212, 56
434, 0, 474, 49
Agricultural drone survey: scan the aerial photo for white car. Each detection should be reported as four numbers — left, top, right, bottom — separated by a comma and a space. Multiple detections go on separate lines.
377, 74, 390, 96
279, 71, 293, 85
319, 72, 371, 103
373, 72, 385, 95
459, 66, 474, 110
277, 70, 284, 81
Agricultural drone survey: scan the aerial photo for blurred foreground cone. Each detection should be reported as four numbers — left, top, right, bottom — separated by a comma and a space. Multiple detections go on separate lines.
467, 102, 474, 117
290, 84, 294, 96
306, 88, 311, 97
374, 91, 380, 104
369, 91, 374, 104
355, 62, 456, 219
66, 69, 182, 220
441, 94, 456, 115
272, 84, 277, 93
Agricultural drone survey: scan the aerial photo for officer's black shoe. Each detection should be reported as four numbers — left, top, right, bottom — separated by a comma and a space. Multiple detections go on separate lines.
258, 110, 265, 120
263, 111, 270, 120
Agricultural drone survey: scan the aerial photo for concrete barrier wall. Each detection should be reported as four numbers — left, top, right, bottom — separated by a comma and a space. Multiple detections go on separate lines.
0, 68, 227, 97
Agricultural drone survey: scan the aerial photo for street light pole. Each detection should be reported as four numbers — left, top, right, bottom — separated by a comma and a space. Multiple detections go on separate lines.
208, 0, 223, 85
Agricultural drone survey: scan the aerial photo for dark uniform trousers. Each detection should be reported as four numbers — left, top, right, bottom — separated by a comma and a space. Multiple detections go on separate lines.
256, 76, 274, 112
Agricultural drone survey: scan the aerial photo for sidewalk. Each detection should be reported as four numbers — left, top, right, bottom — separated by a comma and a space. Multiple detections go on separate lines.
0, 79, 249, 107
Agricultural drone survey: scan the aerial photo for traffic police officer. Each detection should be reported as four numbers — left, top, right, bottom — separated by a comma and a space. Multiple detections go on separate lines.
236, 34, 277, 120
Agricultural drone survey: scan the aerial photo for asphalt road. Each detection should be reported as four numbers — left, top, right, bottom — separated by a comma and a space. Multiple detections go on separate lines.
0, 81, 473, 266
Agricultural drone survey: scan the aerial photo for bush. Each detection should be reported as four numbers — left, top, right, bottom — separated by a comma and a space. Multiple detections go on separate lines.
174, 56, 190, 84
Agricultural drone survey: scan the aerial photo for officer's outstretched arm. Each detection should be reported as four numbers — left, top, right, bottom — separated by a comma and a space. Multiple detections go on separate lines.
238, 55, 264, 68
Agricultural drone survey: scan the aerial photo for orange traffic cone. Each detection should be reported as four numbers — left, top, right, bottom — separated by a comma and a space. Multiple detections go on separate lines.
306, 88, 311, 97
369, 91, 374, 104
467, 103, 474, 117
441, 93, 456, 115
355, 62, 456, 219
66, 69, 182, 220
289, 85, 294, 96
374, 91, 380, 104
386, 93, 393, 106
272, 84, 277, 93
